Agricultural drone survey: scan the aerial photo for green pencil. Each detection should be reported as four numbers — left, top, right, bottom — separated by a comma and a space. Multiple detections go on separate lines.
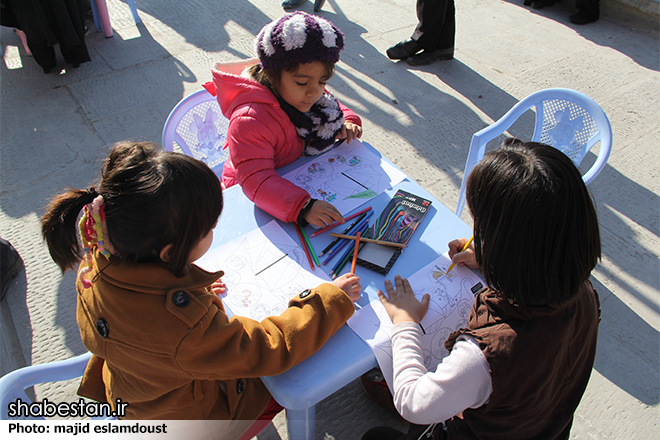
332, 246, 355, 279
299, 225, 321, 266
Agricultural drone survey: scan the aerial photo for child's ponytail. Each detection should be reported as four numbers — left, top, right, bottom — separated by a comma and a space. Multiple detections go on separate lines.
42, 187, 98, 272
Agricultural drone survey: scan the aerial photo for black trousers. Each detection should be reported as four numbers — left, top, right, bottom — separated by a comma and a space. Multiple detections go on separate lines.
411, 0, 455, 51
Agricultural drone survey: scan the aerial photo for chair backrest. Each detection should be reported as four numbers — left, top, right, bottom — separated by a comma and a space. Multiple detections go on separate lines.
161, 89, 230, 177
455, 88, 612, 216
0, 352, 110, 420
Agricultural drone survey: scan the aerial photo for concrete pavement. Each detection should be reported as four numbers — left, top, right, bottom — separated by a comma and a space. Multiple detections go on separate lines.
1, 0, 658, 438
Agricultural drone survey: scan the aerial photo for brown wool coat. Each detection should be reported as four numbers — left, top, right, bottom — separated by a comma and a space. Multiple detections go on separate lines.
76, 251, 354, 424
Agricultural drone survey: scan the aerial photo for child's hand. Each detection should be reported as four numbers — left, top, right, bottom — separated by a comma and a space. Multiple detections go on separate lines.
211, 279, 226, 295
304, 200, 344, 228
331, 273, 362, 302
448, 238, 478, 269
338, 122, 363, 144
378, 275, 429, 325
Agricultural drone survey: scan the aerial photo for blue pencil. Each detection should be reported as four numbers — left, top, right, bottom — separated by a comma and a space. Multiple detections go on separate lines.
330, 222, 370, 276
326, 211, 374, 256
322, 216, 371, 265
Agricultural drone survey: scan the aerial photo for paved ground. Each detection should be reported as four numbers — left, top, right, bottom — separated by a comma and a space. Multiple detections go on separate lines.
1, 0, 658, 438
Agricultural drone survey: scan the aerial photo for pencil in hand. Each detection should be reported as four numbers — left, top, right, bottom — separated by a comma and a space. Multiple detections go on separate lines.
446, 236, 474, 274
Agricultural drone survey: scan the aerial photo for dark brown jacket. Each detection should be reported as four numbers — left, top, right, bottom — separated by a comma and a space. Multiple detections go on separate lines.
444, 281, 600, 439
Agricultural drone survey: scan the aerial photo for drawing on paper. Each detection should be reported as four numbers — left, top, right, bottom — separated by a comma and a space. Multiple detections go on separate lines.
347, 253, 485, 392
281, 140, 406, 216
195, 221, 331, 320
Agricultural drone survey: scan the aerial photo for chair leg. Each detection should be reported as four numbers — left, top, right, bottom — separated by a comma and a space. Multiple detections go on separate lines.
91, 0, 114, 38
285, 406, 315, 440
126, 0, 141, 24
15, 30, 32, 56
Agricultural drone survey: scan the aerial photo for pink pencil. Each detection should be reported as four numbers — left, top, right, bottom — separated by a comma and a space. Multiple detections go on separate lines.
310, 206, 372, 237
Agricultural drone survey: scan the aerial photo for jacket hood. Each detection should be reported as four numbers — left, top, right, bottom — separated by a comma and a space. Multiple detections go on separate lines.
212, 59, 280, 120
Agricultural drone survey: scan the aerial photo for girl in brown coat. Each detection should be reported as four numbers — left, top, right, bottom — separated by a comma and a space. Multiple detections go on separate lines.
42, 141, 361, 439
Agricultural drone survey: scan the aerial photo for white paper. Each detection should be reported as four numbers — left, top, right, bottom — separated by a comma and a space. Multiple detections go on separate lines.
281, 140, 407, 216
347, 252, 485, 393
195, 220, 331, 320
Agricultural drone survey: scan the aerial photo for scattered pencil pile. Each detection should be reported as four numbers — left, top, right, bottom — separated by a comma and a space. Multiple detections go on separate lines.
295, 205, 408, 279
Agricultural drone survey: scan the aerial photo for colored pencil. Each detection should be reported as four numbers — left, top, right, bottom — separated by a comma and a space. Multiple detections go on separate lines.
330, 223, 369, 276
350, 232, 361, 274
329, 233, 407, 249
319, 211, 368, 256
326, 211, 373, 256
310, 206, 372, 237
446, 236, 474, 274
322, 216, 371, 265
299, 224, 320, 267
332, 242, 360, 279
294, 223, 315, 271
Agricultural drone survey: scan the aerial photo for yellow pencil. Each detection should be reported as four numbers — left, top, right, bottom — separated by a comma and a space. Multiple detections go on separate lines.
446, 236, 474, 274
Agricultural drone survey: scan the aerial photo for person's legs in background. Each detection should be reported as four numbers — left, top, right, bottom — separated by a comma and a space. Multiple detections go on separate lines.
408, 0, 455, 65
386, 0, 455, 66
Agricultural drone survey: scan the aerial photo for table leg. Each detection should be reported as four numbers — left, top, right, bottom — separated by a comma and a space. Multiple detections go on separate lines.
93, 0, 114, 38
285, 406, 315, 440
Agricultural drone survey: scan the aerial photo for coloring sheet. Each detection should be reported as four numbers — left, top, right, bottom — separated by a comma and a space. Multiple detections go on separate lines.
347, 252, 485, 393
281, 140, 407, 216
195, 220, 331, 320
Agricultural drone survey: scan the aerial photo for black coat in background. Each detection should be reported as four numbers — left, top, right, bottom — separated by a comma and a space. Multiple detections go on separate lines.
1, 0, 90, 72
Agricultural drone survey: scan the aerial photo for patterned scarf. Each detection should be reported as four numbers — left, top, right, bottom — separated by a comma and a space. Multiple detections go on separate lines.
275, 90, 344, 156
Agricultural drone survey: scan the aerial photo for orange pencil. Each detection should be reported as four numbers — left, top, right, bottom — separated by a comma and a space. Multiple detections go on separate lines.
350, 231, 361, 274
295, 223, 315, 271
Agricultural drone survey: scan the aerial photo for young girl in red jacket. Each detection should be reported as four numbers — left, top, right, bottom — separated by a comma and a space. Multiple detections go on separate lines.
41, 141, 361, 439
208, 12, 363, 228
363, 140, 601, 440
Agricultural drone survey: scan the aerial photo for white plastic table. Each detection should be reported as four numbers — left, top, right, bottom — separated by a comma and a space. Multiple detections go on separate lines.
211, 143, 472, 439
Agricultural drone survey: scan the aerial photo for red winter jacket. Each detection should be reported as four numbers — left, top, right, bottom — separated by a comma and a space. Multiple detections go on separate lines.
210, 59, 361, 223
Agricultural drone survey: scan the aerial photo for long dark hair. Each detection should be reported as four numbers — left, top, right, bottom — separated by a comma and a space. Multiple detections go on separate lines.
466, 139, 601, 307
42, 141, 223, 277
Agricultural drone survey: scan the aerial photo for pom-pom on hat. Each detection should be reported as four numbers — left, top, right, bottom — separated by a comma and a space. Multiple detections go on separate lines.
255, 12, 344, 71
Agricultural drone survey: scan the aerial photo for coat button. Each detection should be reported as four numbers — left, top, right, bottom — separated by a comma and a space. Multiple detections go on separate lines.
236, 379, 245, 394
172, 291, 190, 308
299, 289, 311, 299
96, 319, 109, 338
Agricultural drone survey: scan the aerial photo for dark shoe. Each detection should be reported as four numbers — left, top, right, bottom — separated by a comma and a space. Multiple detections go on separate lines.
313, 0, 326, 12
360, 367, 404, 420
282, 0, 305, 9
570, 12, 599, 24
386, 39, 421, 60
530, 0, 556, 9
1, 238, 23, 301
406, 48, 454, 66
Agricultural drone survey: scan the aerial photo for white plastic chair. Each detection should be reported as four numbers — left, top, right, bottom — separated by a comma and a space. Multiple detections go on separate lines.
0, 352, 113, 420
90, 0, 141, 38
456, 88, 612, 216
162, 89, 230, 177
